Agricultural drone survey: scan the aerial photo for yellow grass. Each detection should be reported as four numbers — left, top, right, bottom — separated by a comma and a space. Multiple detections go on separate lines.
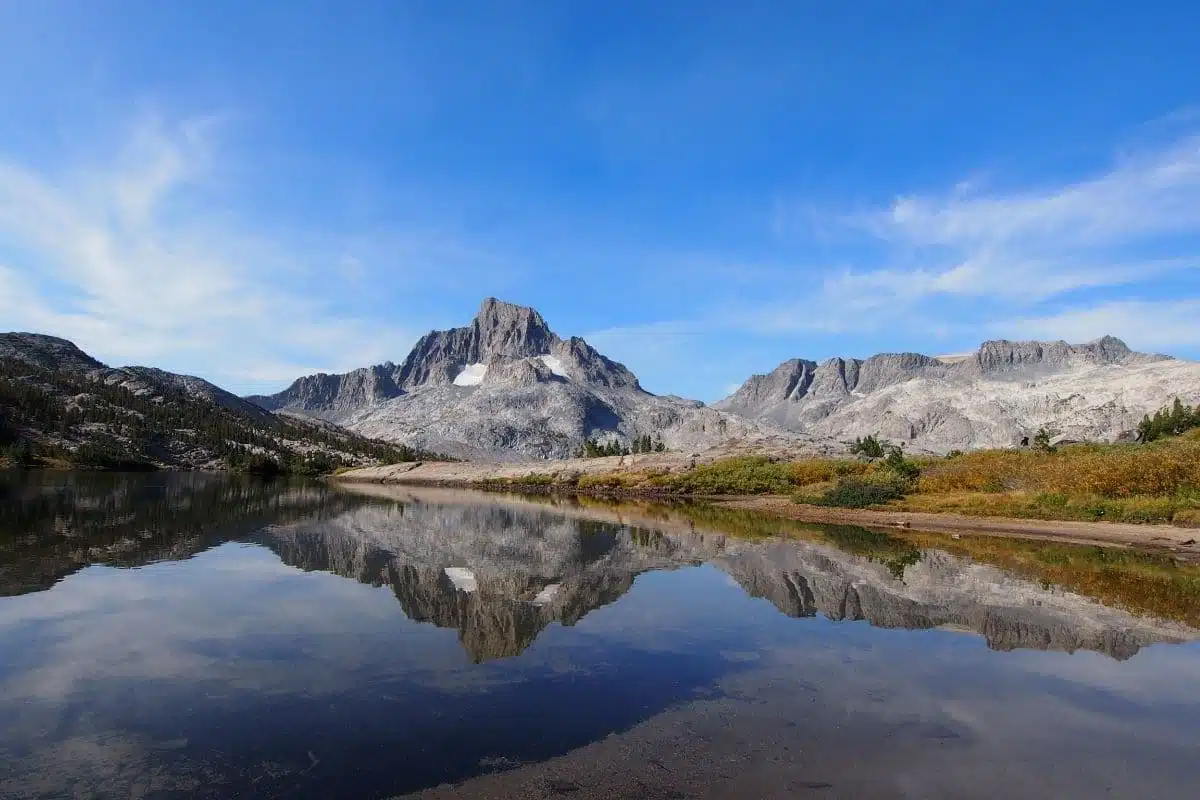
893, 432, 1200, 524
478, 430, 1200, 525
788, 458, 868, 486
917, 436, 1200, 497
895, 490, 1200, 524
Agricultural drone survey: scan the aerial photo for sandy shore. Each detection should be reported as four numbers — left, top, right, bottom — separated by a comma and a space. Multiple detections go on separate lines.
338, 451, 715, 485
334, 460, 1200, 555
717, 496, 1200, 552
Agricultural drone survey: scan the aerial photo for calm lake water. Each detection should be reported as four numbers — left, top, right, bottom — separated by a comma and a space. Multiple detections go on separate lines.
1, 473, 1199, 799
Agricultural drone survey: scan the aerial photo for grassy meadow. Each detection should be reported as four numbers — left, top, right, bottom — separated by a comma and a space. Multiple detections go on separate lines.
486, 427, 1200, 526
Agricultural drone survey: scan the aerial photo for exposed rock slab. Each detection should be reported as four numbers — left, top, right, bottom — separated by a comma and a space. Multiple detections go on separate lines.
249, 299, 800, 460
716, 336, 1200, 452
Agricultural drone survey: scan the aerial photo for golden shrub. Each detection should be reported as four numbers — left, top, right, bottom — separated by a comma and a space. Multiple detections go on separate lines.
788, 458, 866, 486
917, 438, 1200, 499
917, 450, 1046, 493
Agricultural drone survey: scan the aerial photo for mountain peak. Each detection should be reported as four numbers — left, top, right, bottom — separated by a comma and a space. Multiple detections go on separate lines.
465, 298, 557, 360
473, 298, 552, 337
476, 296, 531, 315
0, 332, 108, 373
971, 335, 1135, 374
1089, 334, 1132, 354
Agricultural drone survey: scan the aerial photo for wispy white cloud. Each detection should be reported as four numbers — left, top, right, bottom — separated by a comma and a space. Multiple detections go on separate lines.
874, 136, 1200, 249
0, 112, 416, 390
757, 133, 1200, 336
593, 130, 1200, 379
990, 300, 1200, 352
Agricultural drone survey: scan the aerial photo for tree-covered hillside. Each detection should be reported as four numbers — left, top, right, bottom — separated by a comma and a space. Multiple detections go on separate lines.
0, 354, 440, 472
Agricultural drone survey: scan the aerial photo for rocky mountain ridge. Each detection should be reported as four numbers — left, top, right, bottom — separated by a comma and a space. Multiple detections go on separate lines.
9, 304, 1198, 462
0, 332, 420, 470
1, 333, 272, 421
250, 298, 795, 460
716, 335, 1200, 453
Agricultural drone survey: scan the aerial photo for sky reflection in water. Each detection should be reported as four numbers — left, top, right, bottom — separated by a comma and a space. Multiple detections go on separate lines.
0, 472, 1198, 799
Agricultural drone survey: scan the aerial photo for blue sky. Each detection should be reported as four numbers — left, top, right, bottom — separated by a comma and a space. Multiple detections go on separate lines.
1, 1, 1198, 400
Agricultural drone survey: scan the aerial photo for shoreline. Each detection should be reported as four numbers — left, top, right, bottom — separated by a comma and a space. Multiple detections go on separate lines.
332, 463, 1200, 556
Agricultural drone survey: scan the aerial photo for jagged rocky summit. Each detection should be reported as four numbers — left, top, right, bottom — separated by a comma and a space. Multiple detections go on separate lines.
715, 335, 1200, 453
11, 304, 1197, 464
249, 298, 795, 460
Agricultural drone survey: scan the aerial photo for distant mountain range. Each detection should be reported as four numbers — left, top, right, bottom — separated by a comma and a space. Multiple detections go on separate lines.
248, 298, 790, 460
5, 298, 1199, 464
715, 335, 1200, 452
251, 298, 1200, 457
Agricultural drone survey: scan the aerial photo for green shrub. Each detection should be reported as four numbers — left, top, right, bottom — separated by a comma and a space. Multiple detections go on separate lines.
227, 452, 283, 476
850, 435, 886, 458
814, 479, 904, 508
287, 452, 341, 475
1032, 492, 1070, 509
882, 446, 921, 484
3, 439, 33, 468
73, 442, 157, 471
667, 457, 794, 495
1033, 427, 1057, 453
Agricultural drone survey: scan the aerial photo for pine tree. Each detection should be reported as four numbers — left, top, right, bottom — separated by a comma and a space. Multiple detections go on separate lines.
1137, 399, 1199, 442
850, 435, 885, 458
1032, 427, 1056, 453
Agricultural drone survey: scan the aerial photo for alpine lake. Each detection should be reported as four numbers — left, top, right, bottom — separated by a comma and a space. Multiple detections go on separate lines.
2, 472, 1198, 799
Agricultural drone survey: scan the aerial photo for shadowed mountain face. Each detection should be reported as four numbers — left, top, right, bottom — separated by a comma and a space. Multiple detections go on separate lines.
3, 474, 1194, 663
0, 332, 272, 423
0, 333, 417, 469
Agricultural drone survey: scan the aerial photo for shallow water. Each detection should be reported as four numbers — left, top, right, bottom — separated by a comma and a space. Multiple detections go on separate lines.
1, 472, 1198, 799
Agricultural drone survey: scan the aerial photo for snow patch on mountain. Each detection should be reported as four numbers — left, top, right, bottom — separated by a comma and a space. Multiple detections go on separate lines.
532, 583, 560, 606
252, 298, 796, 460
538, 355, 568, 377
453, 363, 488, 386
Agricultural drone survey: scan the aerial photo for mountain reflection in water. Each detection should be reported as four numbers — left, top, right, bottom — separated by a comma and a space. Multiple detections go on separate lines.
268, 489, 1195, 662
4, 475, 1191, 662
1, 473, 1198, 799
